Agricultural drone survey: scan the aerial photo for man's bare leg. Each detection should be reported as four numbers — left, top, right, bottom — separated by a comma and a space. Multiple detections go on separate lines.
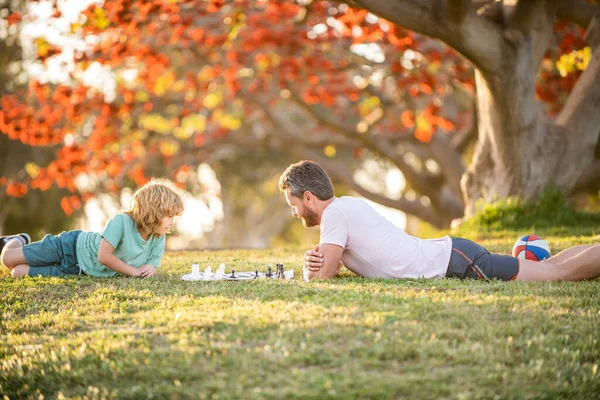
542, 244, 596, 264
517, 244, 600, 281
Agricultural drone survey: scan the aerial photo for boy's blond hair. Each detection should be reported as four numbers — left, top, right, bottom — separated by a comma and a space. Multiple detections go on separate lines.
123, 178, 185, 236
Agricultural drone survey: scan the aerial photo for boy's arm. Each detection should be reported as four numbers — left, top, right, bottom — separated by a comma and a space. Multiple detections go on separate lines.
305, 243, 344, 280
139, 264, 157, 278
97, 239, 141, 277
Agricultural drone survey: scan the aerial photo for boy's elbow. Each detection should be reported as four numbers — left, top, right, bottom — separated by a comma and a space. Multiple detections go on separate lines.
97, 253, 108, 265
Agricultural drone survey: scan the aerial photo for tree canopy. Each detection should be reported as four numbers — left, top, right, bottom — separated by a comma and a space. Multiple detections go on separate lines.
0, 0, 596, 228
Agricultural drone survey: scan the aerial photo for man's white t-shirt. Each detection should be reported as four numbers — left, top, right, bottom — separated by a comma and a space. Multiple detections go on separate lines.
320, 197, 452, 279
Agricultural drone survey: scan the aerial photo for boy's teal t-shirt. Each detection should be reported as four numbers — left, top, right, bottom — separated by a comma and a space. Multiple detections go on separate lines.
76, 214, 166, 277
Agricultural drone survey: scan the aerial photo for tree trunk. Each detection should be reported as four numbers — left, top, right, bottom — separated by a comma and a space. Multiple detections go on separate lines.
462, 27, 600, 215
349, 0, 600, 222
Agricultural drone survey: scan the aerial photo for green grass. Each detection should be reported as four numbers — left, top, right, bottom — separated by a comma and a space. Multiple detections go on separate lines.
455, 190, 600, 237
1, 240, 600, 399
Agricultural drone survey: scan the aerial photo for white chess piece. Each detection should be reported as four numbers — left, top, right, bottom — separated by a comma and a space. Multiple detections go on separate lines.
215, 264, 225, 279
284, 269, 295, 280
203, 266, 213, 280
181, 263, 202, 281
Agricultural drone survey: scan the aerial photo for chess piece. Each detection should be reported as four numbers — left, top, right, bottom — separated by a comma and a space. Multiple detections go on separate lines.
203, 266, 213, 281
266, 266, 272, 278
255, 269, 259, 279
215, 264, 225, 279
230, 269, 236, 279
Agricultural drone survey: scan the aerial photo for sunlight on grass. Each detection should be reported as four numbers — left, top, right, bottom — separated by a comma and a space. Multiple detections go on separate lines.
1, 240, 599, 399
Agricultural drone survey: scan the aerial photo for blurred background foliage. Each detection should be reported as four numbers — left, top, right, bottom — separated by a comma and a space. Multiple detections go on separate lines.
0, 0, 598, 248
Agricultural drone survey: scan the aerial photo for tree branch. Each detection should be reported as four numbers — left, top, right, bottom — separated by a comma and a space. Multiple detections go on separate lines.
429, 129, 465, 201
557, 0, 600, 28
232, 92, 449, 225
448, 0, 471, 22
348, 0, 443, 38
451, 108, 477, 152
287, 88, 360, 136
244, 95, 363, 151
285, 87, 445, 197
531, 1, 562, 70
243, 89, 463, 226
585, 11, 600, 48
295, 148, 448, 228
507, 0, 545, 33
349, 0, 503, 74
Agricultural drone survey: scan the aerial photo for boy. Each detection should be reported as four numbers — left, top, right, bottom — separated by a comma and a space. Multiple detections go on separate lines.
1, 178, 185, 278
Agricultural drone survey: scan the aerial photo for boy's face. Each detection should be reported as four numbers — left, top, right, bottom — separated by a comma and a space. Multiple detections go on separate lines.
156, 215, 175, 235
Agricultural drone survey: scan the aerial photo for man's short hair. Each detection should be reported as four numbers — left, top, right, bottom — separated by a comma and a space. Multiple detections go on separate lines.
279, 160, 334, 200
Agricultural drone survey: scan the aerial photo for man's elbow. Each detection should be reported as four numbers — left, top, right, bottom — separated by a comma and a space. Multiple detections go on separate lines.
308, 270, 337, 280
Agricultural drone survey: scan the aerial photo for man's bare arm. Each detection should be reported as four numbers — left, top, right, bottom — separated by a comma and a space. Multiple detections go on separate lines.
305, 243, 344, 280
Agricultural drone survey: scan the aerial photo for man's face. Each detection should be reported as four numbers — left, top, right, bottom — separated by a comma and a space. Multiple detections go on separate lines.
284, 189, 319, 228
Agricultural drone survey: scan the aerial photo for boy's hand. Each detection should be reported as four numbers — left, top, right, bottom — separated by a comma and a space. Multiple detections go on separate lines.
140, 265, 157, 278
304, 244, 323, 272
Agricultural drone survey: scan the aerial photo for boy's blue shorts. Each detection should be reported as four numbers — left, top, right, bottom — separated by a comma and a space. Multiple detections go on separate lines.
23, 230, 84, 277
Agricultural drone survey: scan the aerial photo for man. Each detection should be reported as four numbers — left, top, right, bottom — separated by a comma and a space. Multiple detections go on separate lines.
279, 160, 600, 282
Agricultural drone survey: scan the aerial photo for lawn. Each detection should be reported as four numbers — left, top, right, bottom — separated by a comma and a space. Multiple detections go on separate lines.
1, 236, 599, 399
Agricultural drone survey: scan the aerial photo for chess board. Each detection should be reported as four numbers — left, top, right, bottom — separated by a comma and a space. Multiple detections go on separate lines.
181, 269, 294, 281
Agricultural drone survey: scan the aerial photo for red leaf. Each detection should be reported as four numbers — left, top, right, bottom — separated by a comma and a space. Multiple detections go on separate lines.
6, 12, 22, 26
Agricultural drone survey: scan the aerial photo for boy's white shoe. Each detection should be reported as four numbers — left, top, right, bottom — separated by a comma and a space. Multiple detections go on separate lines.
0, 233, 31, 252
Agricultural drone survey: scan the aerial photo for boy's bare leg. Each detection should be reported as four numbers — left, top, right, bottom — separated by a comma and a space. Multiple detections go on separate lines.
0, 239, 27, 269
11, 264, 30, 278
517, 244, 600, 282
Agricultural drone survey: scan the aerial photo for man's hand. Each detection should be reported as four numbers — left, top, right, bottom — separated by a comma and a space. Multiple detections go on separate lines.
139, 264, 157, 278
304, 243, 344, 280
304, 244, 323, 272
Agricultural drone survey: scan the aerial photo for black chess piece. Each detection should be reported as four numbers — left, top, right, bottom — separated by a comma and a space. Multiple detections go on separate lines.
230, 269, 236, 279
255, 269, 259, 279
266, 266, 272, 278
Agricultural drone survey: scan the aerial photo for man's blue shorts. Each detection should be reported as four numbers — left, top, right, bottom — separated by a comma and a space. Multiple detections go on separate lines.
22, 230, 84, 277
445, 237, 520, 281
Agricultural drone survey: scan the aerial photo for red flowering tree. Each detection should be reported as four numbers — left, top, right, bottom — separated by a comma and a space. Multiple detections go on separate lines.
0, 0, 81, 236
1, 0, 597, 229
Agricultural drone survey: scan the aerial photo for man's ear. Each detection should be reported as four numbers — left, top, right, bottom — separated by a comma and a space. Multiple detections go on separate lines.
303, 191, 313, 203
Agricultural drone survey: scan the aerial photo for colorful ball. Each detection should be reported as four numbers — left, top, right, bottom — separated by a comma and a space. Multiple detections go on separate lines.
512, 235, 551, 261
